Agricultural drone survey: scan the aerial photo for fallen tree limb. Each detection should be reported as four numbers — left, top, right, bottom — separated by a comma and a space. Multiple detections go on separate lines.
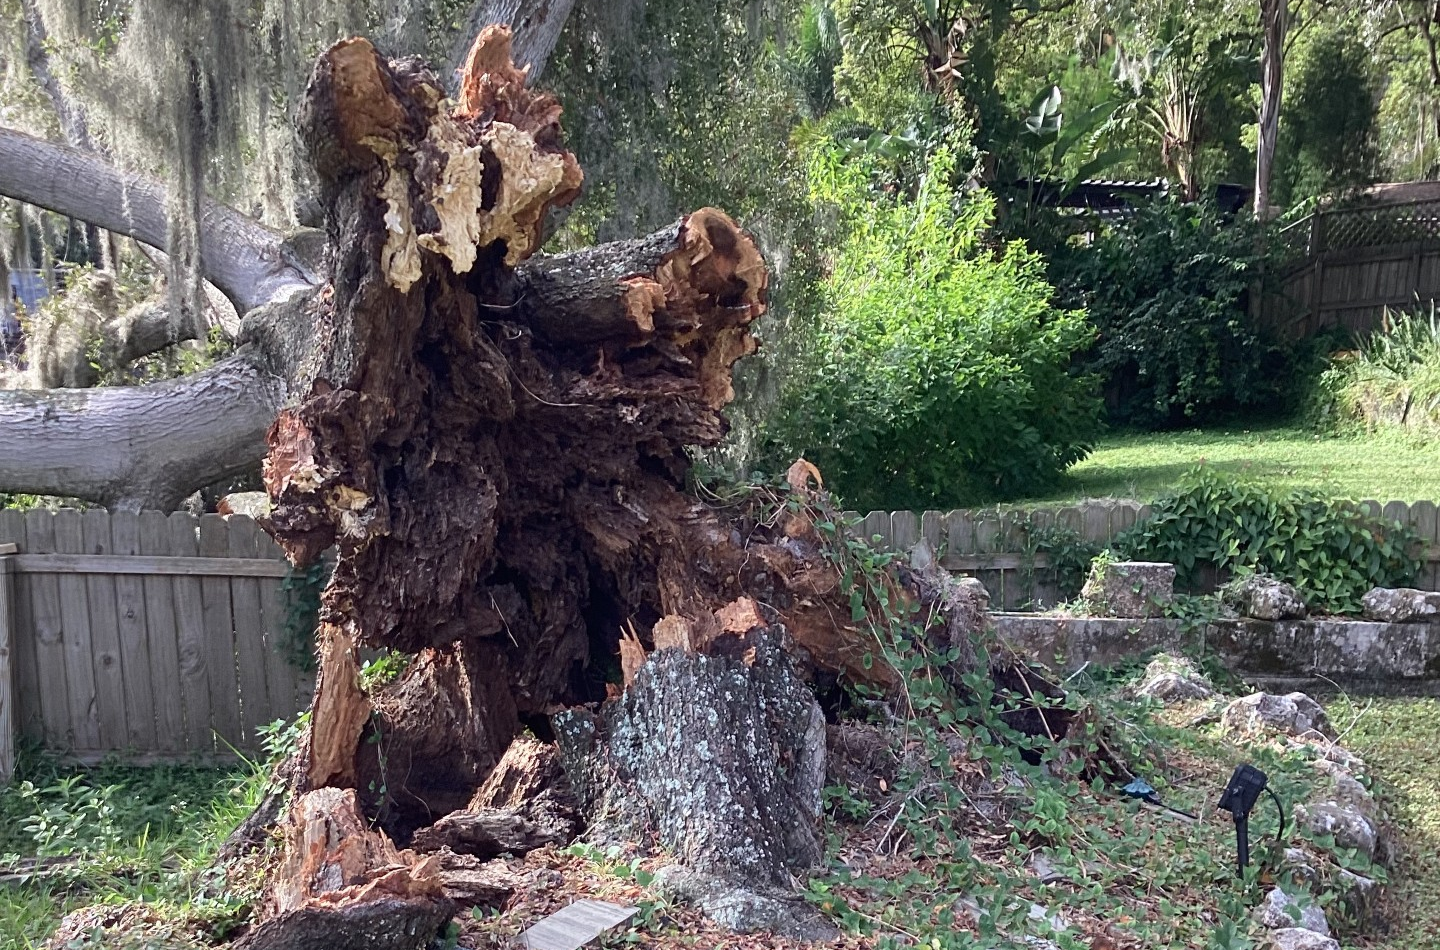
0, 352, 284, 510
0, 127, 315, 312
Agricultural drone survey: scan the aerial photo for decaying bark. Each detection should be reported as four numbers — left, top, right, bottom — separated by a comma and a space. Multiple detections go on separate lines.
236, 788, 455, 950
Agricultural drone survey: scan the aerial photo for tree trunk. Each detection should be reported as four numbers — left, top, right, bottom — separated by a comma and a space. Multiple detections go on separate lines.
230, 28, 846, 946
1255, 0, 1287, 218
2, 19, 931, 946
0, 353, 283, 510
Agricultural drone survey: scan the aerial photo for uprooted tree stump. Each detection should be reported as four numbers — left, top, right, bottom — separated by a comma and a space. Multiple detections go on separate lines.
230, 26, 851, 948
201, 27, 1119, 950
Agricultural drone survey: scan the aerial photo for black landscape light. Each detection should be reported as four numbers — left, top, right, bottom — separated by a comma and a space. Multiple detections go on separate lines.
1216, 763, 1286, 878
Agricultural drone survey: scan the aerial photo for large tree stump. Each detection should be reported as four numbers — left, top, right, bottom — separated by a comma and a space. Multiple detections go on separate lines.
554, 631, 826, 884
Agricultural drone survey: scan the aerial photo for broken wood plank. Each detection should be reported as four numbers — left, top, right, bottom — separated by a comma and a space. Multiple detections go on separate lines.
520, 899, 638, 950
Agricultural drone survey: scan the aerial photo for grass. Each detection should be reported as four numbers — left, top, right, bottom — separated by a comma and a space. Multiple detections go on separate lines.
800, 681, 1370, 950
1327, 697, 1440, 949
0, 747, 263, 949
1019, 425, 1440, 504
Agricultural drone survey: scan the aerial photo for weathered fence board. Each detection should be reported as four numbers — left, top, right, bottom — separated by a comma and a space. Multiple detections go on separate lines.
111, 512, 156, 750
1, 556, 14, 784
848, 498, 1440, 609
0, 509, 313, 761
16, 512, 68, 747
199, 515, 244, 752
139, 512, 185, 753
53, 510, 102, 751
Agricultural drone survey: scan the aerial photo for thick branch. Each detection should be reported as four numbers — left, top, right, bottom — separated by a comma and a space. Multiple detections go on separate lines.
0, 352, 284, 509
0, 127, 315, 312
108, 301, 204, 366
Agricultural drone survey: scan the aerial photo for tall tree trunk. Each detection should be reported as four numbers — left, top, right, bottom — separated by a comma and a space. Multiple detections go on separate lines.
1255, 0, 1287, 218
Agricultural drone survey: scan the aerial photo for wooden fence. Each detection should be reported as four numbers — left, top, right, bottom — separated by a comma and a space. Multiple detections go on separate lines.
0, 510, 311, 775
847, 499, 1440, 611
1266, 199, 1440, 339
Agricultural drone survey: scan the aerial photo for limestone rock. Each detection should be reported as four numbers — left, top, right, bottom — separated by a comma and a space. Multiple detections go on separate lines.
1361, 587, 1440, 623
1224, 574, 1308, 620
1221, 692, 1336, 741
1265, 929, 1339, 950
1280, 849, 1319, 888
1335, 868, 1379, 924
1079, 560, 1175, 618
1294, 801, 1379, 862
1135, 653, 1214, 703
1254, 888, 1329, 936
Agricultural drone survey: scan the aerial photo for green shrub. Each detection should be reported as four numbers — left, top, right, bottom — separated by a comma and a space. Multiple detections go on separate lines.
1310, 307, 1440, 434
1049, 200, 1287, 428
1274, 30, 1380, 206
1115, 467, 1421, 613
762, 146, 1103, 510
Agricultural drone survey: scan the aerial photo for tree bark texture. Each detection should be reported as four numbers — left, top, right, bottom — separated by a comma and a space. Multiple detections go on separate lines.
1255, 0, 1287, 217
0, 354, 283, 509
554, 631, 827, 886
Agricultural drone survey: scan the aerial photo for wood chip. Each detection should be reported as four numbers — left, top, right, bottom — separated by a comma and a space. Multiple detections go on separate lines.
618, 621, 647, 688
652, 614, 694, 652
715, 596, 766, 634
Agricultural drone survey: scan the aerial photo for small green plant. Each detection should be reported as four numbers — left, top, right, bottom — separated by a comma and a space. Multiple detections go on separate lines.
358, 650, 412, 691
1020, 521, 1102, 604
256, 712, 309, 765
1114, 467, 1421, 613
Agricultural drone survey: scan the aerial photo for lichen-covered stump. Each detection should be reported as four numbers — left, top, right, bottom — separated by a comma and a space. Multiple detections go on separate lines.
554, 632, 826, 882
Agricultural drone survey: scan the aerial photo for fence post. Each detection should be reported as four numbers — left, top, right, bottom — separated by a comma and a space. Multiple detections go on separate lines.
0, 554, 14, 785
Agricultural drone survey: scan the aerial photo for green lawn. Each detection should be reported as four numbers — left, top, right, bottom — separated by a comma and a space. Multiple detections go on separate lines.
1328, 697, 1440, 949
1022, 426, 1440, 504
0, 752, 261, 949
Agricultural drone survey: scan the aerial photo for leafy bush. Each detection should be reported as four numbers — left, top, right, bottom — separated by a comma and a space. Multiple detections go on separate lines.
1048, 200, 1288, 428
1114, 468, 1421, 613
1309, 307, 1440, 434
762, 146, 1103, 510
